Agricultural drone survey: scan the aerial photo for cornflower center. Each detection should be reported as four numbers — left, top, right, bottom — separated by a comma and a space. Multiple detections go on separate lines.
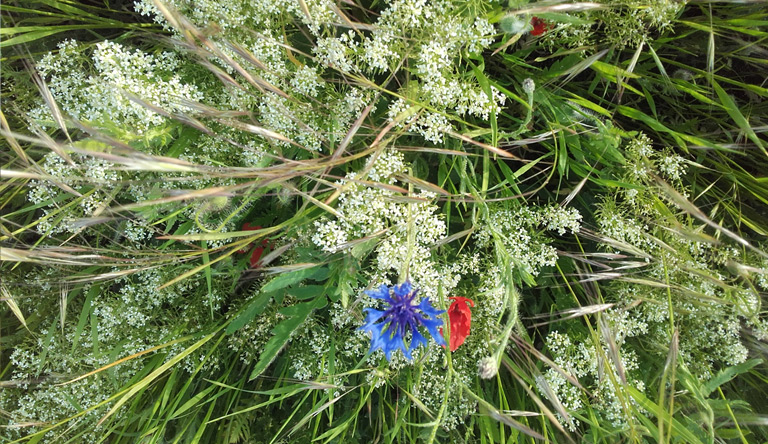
383, 289, 419, 337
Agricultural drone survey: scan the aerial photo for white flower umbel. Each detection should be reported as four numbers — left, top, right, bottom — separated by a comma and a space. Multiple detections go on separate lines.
311, 150, 450, 300
33, 40, 203, 135
539, 330, 646, 431
476, 204, 582, 278
593, 132, 763, 380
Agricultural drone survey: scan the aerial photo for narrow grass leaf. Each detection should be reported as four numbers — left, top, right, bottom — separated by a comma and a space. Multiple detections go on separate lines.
712, 79, 766, 155
97, 330, 220, 426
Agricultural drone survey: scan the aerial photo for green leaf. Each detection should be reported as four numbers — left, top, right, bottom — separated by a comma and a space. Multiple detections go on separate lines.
557, 131, 568, 177
0, 30, 62, 48
589, 178, 645, 190
702, 359, 762, 397
495, 160, 522, 195
627, 386, 706, 444
590, 60, 641, 79
712, 79, 766, 155
225, 290, 273, 335
261, 265, 328, 293
287, 285, 325, 300
249, 297, 327, 380
99, 330, 219, 425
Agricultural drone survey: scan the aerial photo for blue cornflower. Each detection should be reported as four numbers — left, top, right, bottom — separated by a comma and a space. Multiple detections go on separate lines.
359, 281, 446, 361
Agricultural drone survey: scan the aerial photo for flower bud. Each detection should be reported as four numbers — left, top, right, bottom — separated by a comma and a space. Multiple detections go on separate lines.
478, 356, 498, 379
522, 78, 535, 95
499, 15, 529, 34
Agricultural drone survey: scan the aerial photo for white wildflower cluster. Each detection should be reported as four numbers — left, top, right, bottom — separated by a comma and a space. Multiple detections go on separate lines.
315, 31, 359, 74
541, 206, 583, 235
2, 266, 218, 439
540, 0, 684, 50
412, 348, 477, 430
658, 153, 688, 181
132, 1, 377, 153
618, 285, 753, 380
593, 132, 763, 380
32, 40, 203, 135
132, 0, 501, 150
312, 0, 504, 144
311, 150, 450, 299
1, 376, 118, 442
623, 134, 689, 185
475, 265, 507, 319
414, 112, 452, 144
227, 296, 287, 365
540, 330, 645, 431
136, 0, 336, 34
93, 270, 186, 345
596, 199, 656, 252
27, 152, 119, 235
475, 204, 582, 278
756, 262, 768, 291
289, 319, 332, 381
290, 65, 322, 97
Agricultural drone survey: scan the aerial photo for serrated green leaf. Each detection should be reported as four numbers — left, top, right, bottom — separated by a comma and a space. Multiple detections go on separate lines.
261, 265, 328, 293
702, 359, 762, 397
287, 285, 325, 300
249, 297, 326, 380
225, 291, 273, 335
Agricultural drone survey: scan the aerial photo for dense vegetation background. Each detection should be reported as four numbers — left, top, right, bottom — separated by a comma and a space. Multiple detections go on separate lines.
1, 0, 767, 442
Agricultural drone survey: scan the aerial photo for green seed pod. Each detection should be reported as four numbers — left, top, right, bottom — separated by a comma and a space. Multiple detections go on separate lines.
499, 14, 529, 34
198, 195, 231, 216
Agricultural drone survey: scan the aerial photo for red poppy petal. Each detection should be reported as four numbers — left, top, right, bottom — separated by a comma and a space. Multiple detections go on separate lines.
530, 17, 549, 36
249, 246, 265, 268
449, 296, 475, 307
444, 297, 474, 351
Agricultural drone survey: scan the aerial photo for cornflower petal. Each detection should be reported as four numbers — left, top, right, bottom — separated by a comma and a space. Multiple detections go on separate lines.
366, 322, 388, 355
408, 329, 428, 356
392, 281, 414, 299
361, 308, 385, 329
365, 284, 393, 301
358, 281, 446, 361
421, 316, 447, 347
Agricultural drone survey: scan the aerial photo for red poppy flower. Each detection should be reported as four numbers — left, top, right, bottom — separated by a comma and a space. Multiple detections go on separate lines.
530, 17, 551, 36
239, 222, 269, 268
440, 296, 475, 352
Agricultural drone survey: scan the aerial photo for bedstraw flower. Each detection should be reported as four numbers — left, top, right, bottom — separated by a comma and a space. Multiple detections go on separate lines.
359, 281, 446, 361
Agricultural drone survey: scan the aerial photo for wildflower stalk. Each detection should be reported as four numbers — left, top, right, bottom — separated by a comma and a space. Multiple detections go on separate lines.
427, 283, 453, 444
489, 279, 521, 378
508, 78, 535, 138
402, 170, 417, 282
